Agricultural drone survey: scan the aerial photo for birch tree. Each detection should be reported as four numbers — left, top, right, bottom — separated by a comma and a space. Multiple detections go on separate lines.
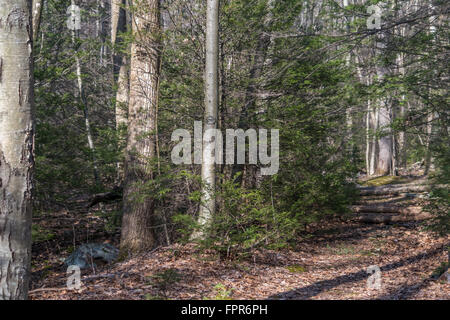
192, 0, 219, 239
0, 0, 34, 300
120, 0, 161, 254
70, 0, 100, 184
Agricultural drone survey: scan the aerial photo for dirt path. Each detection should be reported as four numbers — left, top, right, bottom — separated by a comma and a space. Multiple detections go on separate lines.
29, 217, 449, 300
29, 176, 449, 300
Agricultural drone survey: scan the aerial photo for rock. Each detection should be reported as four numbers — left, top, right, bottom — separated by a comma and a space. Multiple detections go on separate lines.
438, 271, 449, 283
64, 243, 119, 269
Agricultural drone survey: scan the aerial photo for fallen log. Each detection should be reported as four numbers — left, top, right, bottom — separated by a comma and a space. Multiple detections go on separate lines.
351, 205, 424, 215
88, 186, 123, 208
354, 196, 422, 206
358, 185, 431, 196
356, 211, 432, 224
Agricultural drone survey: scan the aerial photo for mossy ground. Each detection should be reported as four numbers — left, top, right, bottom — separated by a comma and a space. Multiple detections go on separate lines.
360, 176, 411, 187
286, 264, 307, 273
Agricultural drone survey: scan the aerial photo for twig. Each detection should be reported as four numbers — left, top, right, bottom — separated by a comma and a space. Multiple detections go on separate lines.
29, 287, 68, 294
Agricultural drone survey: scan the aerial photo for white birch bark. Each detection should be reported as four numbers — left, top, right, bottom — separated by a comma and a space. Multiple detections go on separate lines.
0, 0, 34, 300
194, 0, 219, 238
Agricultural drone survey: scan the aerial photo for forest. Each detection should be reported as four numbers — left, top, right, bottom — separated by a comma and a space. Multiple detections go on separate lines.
0, 0, 448, 301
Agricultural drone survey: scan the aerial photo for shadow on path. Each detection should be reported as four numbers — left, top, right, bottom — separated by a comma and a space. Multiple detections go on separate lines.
268, 244, 447, 300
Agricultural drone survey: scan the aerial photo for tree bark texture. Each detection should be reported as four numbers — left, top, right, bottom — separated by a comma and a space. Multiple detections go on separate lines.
0, 0, 34, 300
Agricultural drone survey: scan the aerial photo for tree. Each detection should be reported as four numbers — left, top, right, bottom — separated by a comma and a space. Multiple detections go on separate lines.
32, 0, 44, 43
192, 0, 219, 239
70, 0, 100, 185
120, 0, 161, 255
111, 0, 129, 182
0, 0, 34, 300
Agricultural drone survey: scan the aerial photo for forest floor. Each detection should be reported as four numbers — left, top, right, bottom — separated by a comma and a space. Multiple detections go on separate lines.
29, 177, 449, 300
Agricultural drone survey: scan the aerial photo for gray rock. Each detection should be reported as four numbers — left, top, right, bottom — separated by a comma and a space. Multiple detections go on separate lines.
64, 243, 119, 269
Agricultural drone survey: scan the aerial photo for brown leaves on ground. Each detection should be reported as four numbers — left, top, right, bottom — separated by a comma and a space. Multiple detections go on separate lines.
29, 210, 449, 300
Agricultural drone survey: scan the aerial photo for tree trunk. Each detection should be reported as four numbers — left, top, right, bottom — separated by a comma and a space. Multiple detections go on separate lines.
424, 112, 434, 175
395, 1, 407, 169
366, 98, 372, 174
111, 0, 129, 182
355, 52, 372, 175
111, 0, 129, 126
391, 108, 397, 175
376, 98, 393, 176
343, 0, 353, 146
375, 33, 393, 176
193, 0, 219, 239
370, 106, 379, 175
71, 0, 100, 185
397, 93, 406, 169
115, 59, 128, 130
0, 0, 34, 300
120, 0, 161, 255
424, 2, 436, 175
32, 0, 43, 43
97, 0, 107, 66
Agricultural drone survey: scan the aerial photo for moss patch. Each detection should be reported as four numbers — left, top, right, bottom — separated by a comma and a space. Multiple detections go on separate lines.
286, 264, 307, 273
360, 176, 409, 187
32, 224, 56, 243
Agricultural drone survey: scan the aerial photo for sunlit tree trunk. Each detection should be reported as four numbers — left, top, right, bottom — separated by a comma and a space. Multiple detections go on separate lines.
395, 0, 407, 170
397, 51, 406, 169
376, 97, 393, 176
32, 0, 43, 43
355, 41, 372, 175
366, 99, 372, 174
370, 106, 379, 176
424, 2, 436, 175
120, 0, 161, 255
193, 0, 219, 239
343, 0, 353, 145
0, 0, 34, 300
375, 32, 393, 176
